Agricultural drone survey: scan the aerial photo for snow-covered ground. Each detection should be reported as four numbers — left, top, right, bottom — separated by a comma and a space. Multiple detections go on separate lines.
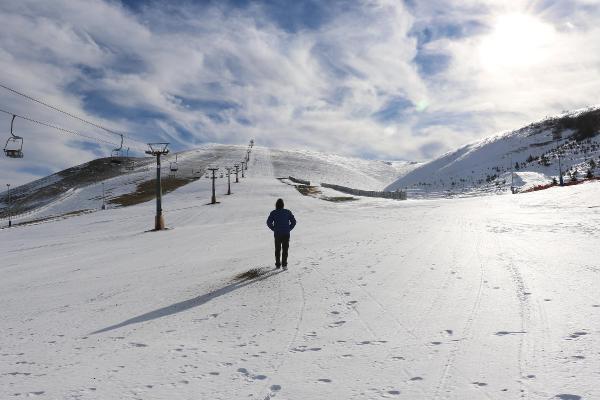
1, 147, 599, 399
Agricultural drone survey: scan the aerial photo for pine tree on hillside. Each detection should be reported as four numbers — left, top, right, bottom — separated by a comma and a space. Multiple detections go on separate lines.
570, 170, 578, 182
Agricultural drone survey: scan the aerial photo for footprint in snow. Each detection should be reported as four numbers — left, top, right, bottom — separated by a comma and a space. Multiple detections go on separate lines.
328, 321, 346, 328
568, 331, 588, 339
291, 346, 321, 352
472, 382, 488, 386
357, 340, 387, 345
555, 395, 582, 400
317, 378, 332, 383
495, 331, 526, 336
237, 367, 267, 381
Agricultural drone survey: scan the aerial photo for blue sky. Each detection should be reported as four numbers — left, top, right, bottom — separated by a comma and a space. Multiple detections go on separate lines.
1, 0, 600, 185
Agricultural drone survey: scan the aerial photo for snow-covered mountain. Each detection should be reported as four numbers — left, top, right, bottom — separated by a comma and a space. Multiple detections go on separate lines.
0, 144, 419, 225
386, 107, 600, 197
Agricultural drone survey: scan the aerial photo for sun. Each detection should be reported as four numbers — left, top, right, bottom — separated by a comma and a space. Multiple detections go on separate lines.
479, 13, 556, 71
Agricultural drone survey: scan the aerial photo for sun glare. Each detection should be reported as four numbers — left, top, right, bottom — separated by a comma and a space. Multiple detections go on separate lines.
479, 13, 555, 71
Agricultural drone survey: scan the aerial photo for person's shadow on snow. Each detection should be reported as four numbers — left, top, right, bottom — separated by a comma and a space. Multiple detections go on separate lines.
90, 269, 282, 335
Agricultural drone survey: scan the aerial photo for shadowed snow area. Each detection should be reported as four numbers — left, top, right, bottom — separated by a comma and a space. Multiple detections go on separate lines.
0, 147, 598, 399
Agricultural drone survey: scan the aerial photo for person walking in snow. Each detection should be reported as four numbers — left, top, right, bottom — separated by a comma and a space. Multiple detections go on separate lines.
266, 198, 296, 270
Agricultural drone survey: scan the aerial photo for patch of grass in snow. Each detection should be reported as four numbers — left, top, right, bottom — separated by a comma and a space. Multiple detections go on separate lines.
295, 184, 322, 196
277, 178, 358, 203
109, 176, 199, 207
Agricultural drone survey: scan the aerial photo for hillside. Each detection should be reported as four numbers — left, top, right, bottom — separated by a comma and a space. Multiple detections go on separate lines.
1, 146, 598, 399
386, 107, 600, 197
0, 145, 418, 225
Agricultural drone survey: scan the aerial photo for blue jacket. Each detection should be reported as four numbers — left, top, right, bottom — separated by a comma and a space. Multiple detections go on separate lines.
267, 209, 296, 236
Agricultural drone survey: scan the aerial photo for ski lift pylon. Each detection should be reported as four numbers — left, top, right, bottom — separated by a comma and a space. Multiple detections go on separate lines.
4, 115, 23, 158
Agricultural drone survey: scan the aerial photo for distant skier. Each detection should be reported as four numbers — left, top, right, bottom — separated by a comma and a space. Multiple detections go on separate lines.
266, 198, 296, 270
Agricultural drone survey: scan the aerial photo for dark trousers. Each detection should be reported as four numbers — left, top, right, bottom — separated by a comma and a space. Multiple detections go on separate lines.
274, 234, 290, 266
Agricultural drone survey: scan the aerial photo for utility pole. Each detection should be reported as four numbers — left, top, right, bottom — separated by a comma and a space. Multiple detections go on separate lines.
558, 152, 564, 186
226, 167, 232, 195
240, 161, 245, 177
555, 134, 564, 187
510, 154, 515, 194
101, 182, 106, 210
246, 150, 250, 166
6, 184, 11, 228
146, 143, 169, 230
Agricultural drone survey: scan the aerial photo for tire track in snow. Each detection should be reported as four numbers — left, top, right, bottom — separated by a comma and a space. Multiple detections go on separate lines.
433, 217, 488, 400
255, 268, 307, 400
494, 233, 543, 398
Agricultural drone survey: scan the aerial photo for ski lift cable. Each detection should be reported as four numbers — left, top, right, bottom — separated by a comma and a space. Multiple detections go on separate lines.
0, 82, 148, 147
0, 107, 126, 148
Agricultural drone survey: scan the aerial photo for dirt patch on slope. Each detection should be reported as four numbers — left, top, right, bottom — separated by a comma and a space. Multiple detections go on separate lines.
109, 176, 199, 207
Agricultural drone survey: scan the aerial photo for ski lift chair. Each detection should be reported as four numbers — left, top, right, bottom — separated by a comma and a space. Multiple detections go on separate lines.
110, 134, 124, 164
4, 115, 23, 158
169, 154, 179, 172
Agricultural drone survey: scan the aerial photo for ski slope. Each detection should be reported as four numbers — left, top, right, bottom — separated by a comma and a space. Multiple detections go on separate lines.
1, 147, 599, 400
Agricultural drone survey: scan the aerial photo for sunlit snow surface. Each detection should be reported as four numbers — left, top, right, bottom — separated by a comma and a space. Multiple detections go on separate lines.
0, 147, 598, 399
